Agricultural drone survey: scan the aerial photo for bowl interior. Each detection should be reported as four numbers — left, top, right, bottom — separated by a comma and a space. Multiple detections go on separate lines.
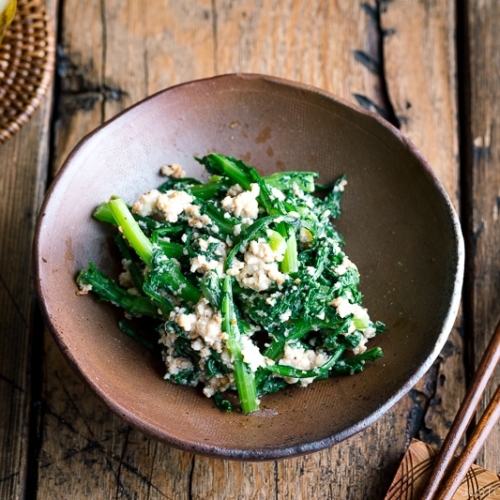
35, 74, 463, 460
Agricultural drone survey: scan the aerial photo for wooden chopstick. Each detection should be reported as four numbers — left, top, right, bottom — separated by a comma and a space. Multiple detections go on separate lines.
420, 318, 500, 500
434, 383, 500, 499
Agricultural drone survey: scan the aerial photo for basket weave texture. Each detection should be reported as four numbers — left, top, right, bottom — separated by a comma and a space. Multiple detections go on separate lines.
0, 0, 55, 145
385, 439, 500, 499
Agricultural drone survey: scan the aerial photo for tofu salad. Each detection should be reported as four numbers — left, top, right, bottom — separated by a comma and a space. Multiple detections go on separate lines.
77, 153, 385, 413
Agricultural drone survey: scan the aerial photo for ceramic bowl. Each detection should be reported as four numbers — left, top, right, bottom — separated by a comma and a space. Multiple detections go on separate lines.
34, 74, 464, 460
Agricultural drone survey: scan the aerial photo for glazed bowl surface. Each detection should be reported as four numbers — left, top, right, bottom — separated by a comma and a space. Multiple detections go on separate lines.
34, 74, 464, 460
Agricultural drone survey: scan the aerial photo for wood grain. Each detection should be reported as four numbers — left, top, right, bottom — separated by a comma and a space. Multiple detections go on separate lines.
0, 30, 50, 500
380, 0, 466, 452
0, 1, 56, 497
466, 0, 500, 472
31, 0, 462, 499
418, 319, 500, 500
0, 115, 50, 500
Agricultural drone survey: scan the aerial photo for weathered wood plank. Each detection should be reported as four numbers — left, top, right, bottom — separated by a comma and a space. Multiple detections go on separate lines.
380, 0, 465, 454
0, 121, 46, 499
37, 0, 459, 499
382, 0, 460, 197
466, 0, 500, 473
52, 0, 105, 170
0, 0, 57, 496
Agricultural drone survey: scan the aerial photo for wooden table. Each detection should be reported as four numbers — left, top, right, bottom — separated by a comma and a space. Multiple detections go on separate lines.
1, 1, 499, 498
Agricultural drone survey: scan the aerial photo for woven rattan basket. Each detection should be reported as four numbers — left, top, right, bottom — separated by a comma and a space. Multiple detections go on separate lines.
0, 0, 55, 144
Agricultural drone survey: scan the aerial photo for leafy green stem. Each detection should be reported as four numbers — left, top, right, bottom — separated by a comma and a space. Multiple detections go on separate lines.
108, 196, 153, 267
265, 344, 346, 378
77, 263, 160, 318
222, 276, 259, 413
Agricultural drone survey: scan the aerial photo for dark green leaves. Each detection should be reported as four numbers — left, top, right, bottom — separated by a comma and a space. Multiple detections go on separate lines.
77, 153, 385, 414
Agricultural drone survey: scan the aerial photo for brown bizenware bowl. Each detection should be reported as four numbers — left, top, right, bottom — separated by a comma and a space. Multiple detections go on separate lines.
34, 74, 464, 460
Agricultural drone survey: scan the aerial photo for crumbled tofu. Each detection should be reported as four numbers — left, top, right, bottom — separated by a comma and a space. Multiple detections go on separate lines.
185, 204, 212, 228
240, 336, 267, 372
76, 283, 92, 295
237, 267, 272, 291
352, 325, 377, 355
157, 190, 194, 223
279, 309, 292, 322
164, 356, 194, 377
220, 350, 234, 370
233, 224, 242, 237
270, 187, 286, 201
158, 330, 200, 385
202, 373, 235, 398
198, 236, 227, 256
132, 189, 161, 217
221, 183, 260, 219
292, 182, 304, 198
248, 239, 283, 263
226, 259, 244, 276
232, 239, 288, 291
329, 295, 376, 354
227, 184, 244, 196
266, 266, 288, 286
334, 178, 348, 192
265, 291, 282, 306
306, 266, 316, 276
279, 343, 329, 386
329, 295, 368, 321
160, 163, 186, 178
213, 242, 227, 256
160, 301, 231, 391
352, 337, 368, 355
179, 315, 198, 336
134, 186, 211, 228
191, 337, 206, 352
118, 269, 133, 288
198, 238, 210, 251
190, 255, 224, 276
118, 258, 134, 288
333, 256, 357, 276
174, 298, 227, 352
265, 295, 277, 306
290, 182, 315, 208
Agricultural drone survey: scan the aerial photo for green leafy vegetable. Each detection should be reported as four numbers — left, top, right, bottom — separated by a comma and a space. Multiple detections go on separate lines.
76, 153, 385, 413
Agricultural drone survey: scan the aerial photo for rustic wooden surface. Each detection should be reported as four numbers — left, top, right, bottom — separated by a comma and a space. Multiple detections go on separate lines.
466, 0, 500, 474
0, 0, 497, 498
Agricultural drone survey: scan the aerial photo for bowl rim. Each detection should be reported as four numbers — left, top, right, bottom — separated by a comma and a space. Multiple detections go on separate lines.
34, 73, 465, 460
